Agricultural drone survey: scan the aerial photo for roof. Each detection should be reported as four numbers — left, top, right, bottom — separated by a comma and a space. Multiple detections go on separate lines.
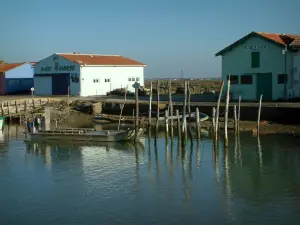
290, 37, 300, 49
57, 53, 146, 66
0, 63, 26, 73
215, 31, 300, 56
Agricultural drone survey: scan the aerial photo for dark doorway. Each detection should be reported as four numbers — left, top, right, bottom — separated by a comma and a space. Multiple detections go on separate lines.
257, 73, 272, 101
52, 74, 69, 95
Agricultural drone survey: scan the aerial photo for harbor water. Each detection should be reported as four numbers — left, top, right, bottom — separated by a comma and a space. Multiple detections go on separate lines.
0, 123, 300, 225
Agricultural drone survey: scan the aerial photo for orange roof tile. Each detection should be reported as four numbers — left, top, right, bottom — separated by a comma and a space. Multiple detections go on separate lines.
216, 31, 300, 56
58, 53, 146, 66
0, 63, 25, 73
290, 37, 300, 48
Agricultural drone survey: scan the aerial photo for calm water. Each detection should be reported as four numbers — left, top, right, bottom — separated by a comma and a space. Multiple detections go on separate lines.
1, 124, 300, 225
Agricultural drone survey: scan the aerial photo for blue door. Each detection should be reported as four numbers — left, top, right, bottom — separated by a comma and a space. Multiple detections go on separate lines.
52, 74, 69, 95
256, 73, 272, 101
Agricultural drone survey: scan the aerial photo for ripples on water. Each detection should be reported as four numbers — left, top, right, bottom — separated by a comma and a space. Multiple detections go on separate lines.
0, 124, 300, 225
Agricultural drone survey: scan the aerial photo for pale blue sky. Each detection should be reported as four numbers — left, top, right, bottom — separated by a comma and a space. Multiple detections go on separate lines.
1, 0, 300, 78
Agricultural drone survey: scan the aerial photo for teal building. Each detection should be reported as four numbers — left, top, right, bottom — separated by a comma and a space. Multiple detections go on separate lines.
216, 32, 300, 101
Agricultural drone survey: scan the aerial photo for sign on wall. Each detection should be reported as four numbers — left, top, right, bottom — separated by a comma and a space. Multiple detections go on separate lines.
40, 65, 76, 72
244, 44, 267, 50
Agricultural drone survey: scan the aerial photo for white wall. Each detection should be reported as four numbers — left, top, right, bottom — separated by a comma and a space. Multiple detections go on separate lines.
34, 54, 80, 96
5, 63, 33, 79
292, 51, 300, 98
80, 66, 144, 96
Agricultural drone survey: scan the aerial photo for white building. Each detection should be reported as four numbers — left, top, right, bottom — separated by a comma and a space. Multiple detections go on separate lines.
33, 53, 146, 96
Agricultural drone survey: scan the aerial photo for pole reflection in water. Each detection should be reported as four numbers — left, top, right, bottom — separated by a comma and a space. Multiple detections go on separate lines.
196, 140, 201, 168
257, 135, 263, 174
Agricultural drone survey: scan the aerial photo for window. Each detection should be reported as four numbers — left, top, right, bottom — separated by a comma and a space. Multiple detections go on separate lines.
93, 79, 99, 83
132, 77, 135, 82
251, 52, 260, 68
227, 75, 238, 84
136, 77, 140, 81
241, 75, 253, 84
105, 79, 110, 83
128, 78, 131, 81
278, 74, 287, 84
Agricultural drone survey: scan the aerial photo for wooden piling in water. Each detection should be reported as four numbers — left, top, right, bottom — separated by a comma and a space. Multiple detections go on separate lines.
67, 86, 70, 128
1, 102, 4, 116
257, 94, 263, 135
196, 108, 201, 140
212, 107, 216, 133
165, 110, 169, 138
118, 86, 128, 131
176, 109, 181, 141
234, 105, 237, 134
156, 80, 160, 132
44, 106, 51, 131
7, 102, 10, 116
224, 77, 231, 148
238, 96, 241, 130
168, 79, 174, 138
215, 81, 224, 141
135, 86, 139, 141
182, 81, 188, 145
149, 82, 152, 127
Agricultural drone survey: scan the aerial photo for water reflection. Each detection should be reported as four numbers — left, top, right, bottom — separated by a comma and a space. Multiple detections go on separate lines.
1, 125, 300, 224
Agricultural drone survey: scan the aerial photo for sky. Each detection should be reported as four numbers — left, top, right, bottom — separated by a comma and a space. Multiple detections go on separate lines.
1, 0, 300, 78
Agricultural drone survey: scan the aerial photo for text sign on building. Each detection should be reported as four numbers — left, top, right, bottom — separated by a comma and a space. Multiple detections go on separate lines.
40, 65, 76, 72
244, 44, 267, 50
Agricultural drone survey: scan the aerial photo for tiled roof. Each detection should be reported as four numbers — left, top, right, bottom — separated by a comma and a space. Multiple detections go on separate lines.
0, 63, 25, 73
58, 53, 146, 66
216, 31, 300, 56
290, 37, 300, 48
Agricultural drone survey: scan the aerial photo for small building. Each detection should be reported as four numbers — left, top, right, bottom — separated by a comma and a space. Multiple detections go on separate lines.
215, 32, 300, 101
0, 61, 34, 95
33, 53, 146, 96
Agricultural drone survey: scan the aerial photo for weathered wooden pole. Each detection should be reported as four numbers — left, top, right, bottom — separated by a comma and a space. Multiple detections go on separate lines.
215, 81, 225, 140
44, 106, 51, 131
196, 108, 201, 140
238, 96, 241, 130
148, 82, 152, 127
165, 110, 169, 141
188, 81, 191, 121
212, 107, 216, 133
257, 94, 263, 135
182, 81, 188, 145
133, 109, 135, 127
156, 80, 160, 132
224, 76, 231, 148
118, 86, 128, 131
67, 86, 70, 127
234, 105, 237, 134
168, 79, 174, 138
176, 109, 181, 141
135, 85, 139, 141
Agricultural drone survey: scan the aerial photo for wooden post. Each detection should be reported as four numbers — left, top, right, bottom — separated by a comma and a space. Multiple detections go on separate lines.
215, 81, 224, 140
156, 80, 160, 132
165, 110, 169, 137
133, 109, 135, 127
39, 98, 42, 106
67, 86, 70, 128
176, 109, 181, 141
32, 99, 35, 109
168, 79, 174, 137
257, 94, 263, 135
1, 102, 4, 116
15, 101, 18, 114
238, 96, 241, 130
196, 108, 201, 140
24, 100, 27, 112
234, 105, 237, 134
188, 81, 191, 121
135, 85, 139, 141
148, 82, 152, 127
44, 106, 51, 131
212, 107, 216, 133
224, 77, 231, 148
7, 102, 10, 116
182, 81, 187, 144
118, 86, 128, 131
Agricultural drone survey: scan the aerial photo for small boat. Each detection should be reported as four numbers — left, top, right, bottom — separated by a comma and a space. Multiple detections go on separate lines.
26, 127, 146, 142
0, 116, 6, 130
189, 112, 210, 122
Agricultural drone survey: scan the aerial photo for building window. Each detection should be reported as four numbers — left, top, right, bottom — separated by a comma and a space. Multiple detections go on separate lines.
251, 52, 260, 68
93, 79, 99, 83
241, 75, 253, 84
132, 77, 135, 82
128, 78, 131, 81
105, 79, 110, 83
278, 74, 287, 84
227, 75, 238, 84
136, 77, 140, 82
